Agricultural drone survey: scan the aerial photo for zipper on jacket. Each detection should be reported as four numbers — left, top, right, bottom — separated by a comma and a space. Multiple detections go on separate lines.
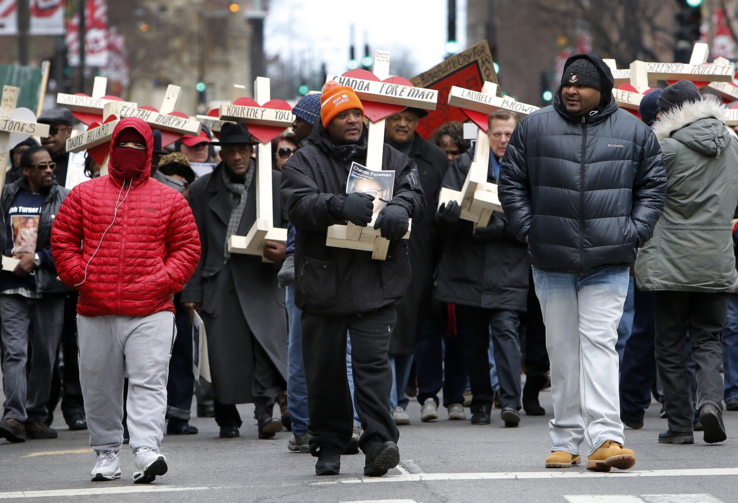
579, 116, 587, 275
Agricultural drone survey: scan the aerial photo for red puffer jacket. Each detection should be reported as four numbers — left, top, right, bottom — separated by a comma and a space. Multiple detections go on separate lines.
51, 117, 201, 317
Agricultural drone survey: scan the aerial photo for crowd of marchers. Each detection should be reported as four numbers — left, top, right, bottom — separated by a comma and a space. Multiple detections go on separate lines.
1, 53, 737, 483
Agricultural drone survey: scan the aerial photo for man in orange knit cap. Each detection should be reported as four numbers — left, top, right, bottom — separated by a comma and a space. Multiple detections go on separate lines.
281, 82, 425, 477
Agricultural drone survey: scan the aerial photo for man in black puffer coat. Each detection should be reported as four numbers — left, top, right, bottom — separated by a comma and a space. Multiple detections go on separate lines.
499, 54, 666, 472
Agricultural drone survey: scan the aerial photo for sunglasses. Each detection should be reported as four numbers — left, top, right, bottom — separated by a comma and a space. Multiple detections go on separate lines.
29, 162, 56, 171
47, 125, 70, 136
277, 147, 295, 159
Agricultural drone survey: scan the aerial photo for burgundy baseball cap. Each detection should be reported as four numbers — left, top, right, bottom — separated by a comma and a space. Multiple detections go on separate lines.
181, 129, 211, 147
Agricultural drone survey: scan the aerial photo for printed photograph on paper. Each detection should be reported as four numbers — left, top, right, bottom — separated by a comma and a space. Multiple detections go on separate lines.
11, 216, 39, 256
346, 162, 395, 219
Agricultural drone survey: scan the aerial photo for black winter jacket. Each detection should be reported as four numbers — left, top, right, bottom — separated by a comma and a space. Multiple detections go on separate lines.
281, 123, 426, 316
499, 54, 666, 275
435, 147, 529, 311
1, 179, 71, 294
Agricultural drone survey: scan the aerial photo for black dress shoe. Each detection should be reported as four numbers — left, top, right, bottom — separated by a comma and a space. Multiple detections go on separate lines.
501, 406, 521, 427
621, 414, 644, 430
315, 445, 341, 476
257, 412, 282, 439
0, 418, 26, 443
220, 425, 240, 438
167, 419, 198, 435
726, 398, 738, 411
66, 415, 88, 431
658, 429, 694, 444
522, 374, 548, 416
470, 405, 491, 425
26, 421, 58, 439
363, 438, 400, 477
197, 404, 215, 418
700, 404, 727, 444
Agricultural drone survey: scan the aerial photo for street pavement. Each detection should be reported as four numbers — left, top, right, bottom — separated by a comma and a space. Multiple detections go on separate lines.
1, 385, 737, 503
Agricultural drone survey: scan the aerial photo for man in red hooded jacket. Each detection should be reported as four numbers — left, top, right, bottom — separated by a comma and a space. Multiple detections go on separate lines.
51, 117, 201, 484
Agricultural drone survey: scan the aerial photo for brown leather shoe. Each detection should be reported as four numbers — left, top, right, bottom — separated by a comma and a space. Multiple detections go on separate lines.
25, 421, 58, 440
587, 440, 635, 472
279, 390, 291, 431
0, 418, 26, 443
545, 451, 581, 468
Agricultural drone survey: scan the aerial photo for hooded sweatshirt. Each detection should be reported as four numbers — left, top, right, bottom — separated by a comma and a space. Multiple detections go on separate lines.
51, 117, 201, 317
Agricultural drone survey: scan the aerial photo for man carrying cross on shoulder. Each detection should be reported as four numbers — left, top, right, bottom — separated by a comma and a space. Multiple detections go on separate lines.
281, 82, 425, 477
499, 54, 667, 472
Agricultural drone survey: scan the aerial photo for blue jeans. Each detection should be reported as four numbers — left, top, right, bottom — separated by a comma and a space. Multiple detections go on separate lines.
722, 294, 738, 402
389, 354, 413, 411
345, 334, 361, 424
488, 330, 500, 394
533, 266, 630, 456
286, 285, 309, 436
616, 276, 635, 366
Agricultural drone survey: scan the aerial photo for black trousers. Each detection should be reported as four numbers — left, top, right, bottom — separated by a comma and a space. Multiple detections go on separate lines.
47, 293, 85, 423
166, 305, 195, 421
655, 291, 727, 432
455, 305, 522, 411
213, 337, 282, 428
302, 306, 399, 454
523, 276, 549, 376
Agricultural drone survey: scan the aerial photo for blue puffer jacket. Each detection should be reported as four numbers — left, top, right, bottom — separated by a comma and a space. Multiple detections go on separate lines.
499, 54, 667, 275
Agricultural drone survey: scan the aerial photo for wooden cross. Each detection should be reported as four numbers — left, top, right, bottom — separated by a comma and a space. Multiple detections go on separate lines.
438, 81, 538, 228
0, 85, 51, 193
609, 60, 650, 112
196, 85, 247, 134
57, 76, 137, 120
323, 50, 439, 260
219, 77, 290, 260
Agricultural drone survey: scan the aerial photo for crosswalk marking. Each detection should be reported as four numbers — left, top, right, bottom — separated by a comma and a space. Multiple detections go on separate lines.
565, 496, 724, 503
21, 448, 91, 458
339, 500, 418, 503
312, 467, 738, 485
0, 486, 209, 500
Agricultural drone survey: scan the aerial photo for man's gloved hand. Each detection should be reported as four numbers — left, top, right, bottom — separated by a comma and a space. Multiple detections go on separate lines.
337, 192, 374, 226
278, 255, 295, 288
435, 200, 461, 227
472, 214, 506, 242
374, 204, 410, 242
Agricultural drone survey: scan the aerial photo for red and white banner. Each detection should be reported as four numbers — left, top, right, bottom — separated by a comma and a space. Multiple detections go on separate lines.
100, 26, 129, 93
0, 0, 64, 35
30, 0, 63, 35
66, 0, 108, 67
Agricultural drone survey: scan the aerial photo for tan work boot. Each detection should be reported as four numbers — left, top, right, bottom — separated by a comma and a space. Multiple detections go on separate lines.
545, 451, 581, 468
587, 440, 635, 472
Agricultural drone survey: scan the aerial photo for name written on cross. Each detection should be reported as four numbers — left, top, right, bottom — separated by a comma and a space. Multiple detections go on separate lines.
325, 75, 438, 108
0, 118, 42, 135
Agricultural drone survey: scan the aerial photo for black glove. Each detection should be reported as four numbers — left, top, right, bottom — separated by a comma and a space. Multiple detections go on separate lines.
435, 200, 461, 227
472, 214, 506, 242
334, 192, 374, 226
374, 204, 410, 242
277, 255, 295, 288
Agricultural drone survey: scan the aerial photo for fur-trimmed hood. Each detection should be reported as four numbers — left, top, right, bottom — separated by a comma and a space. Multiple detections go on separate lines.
653, 97, 728, 157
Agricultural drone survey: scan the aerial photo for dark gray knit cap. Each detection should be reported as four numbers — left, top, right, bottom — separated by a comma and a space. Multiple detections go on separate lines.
657, 80, 702, 111
561, 58, 602, 92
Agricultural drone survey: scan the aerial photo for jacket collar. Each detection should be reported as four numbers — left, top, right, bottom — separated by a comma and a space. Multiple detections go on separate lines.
653, 97, 727, 142
309, 121, 368, 163
206, 162, 232, 227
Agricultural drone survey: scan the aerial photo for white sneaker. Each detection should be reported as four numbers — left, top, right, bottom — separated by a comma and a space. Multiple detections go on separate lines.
421, 398, 439, 422
393, 406, 411, 425
91, 450, 121, 481
448, 403, 467, 421
132, 447, 168, 484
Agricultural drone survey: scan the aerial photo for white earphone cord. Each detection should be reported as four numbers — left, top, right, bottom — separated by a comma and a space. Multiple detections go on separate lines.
74, 180, 132, 287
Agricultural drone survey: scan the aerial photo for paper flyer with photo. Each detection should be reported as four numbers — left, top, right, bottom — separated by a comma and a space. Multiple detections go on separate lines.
192, 311, 211, 382
346, 162, 395, 222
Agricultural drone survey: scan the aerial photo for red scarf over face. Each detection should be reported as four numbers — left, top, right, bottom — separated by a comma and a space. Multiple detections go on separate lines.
111, 128, 148, 180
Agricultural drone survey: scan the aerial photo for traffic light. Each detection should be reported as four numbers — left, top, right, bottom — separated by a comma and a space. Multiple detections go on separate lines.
361, 44, 372, 69
196, 81, 206, 104
298, 85, 309, 96
540, 71, 553, 105
674, 0, 703, 62
446, 0, 458, 55
348, 45, 358, 70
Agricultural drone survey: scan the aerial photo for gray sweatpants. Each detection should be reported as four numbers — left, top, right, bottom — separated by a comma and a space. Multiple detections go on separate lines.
77, 311, 175, 453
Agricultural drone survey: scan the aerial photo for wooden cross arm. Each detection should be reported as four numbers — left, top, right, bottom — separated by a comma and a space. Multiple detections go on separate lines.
57, 93, 137, 114
118, 105, 201, 135
219, 104, 294, 126
447, 86, 539, 116
612, 89, 643, 111
196, 115, 229, 132
643, 61, 733, 83
724, 110, 738, 126
325, 74, 438, 111
66, 120, 119, 153
0, 116, 49, 137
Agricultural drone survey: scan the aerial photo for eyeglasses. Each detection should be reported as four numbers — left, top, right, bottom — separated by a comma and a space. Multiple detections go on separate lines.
277, 147, 295, 159
29, 162, 56, 171
47, 125, 70, 136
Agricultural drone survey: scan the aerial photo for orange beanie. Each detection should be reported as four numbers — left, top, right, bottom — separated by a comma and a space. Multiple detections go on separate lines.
320, 81, 364, 127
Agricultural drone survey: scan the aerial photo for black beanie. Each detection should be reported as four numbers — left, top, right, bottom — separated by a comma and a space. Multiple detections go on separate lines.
561, 58, 602, 92
657, 81, 702, 112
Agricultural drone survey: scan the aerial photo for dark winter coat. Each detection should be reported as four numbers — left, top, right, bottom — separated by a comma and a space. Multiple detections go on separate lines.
182, 162, 288, 403
389, 133, 449, 354
2, 179, 70, 294
499, 53, 667, 275
280, 123, 426, 316
435, 147, 530, 311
